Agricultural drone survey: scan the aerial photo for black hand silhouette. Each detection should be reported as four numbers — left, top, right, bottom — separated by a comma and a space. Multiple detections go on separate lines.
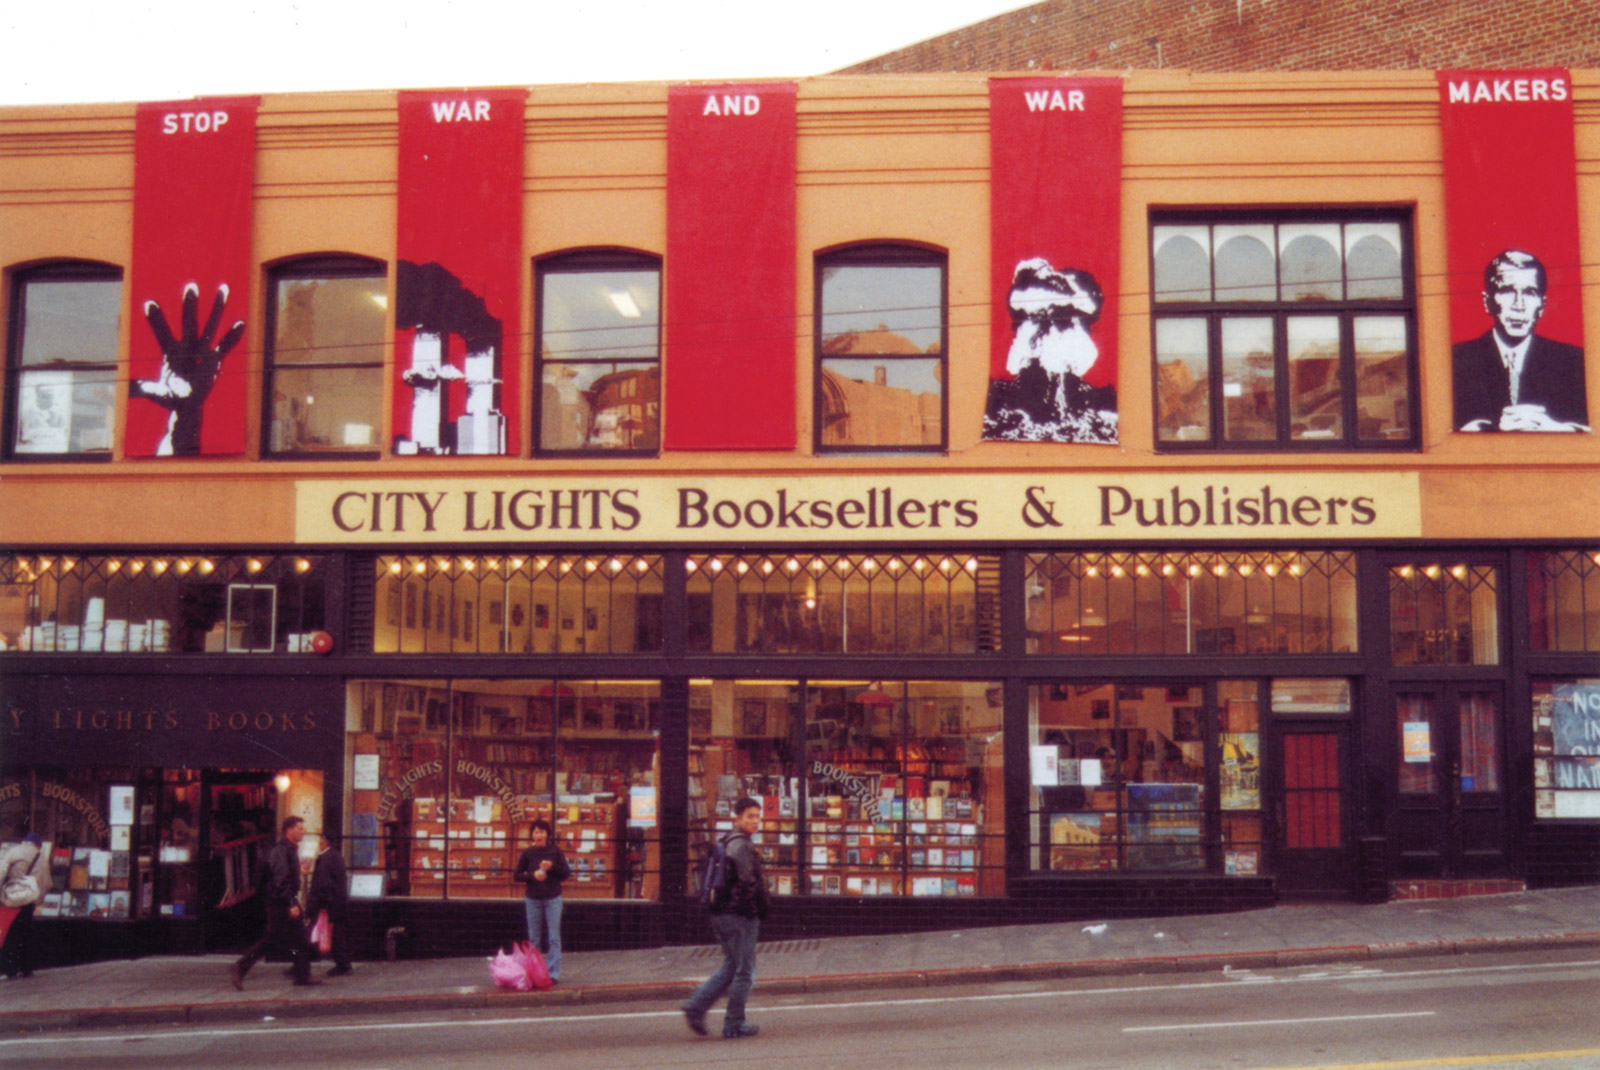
131, 283, 245, 455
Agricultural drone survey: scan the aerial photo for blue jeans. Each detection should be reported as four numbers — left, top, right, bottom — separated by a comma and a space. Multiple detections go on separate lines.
524, 896, 562, 981
683, 912, 759, 1030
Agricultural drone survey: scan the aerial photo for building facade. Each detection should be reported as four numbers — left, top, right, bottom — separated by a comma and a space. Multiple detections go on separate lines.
3, 71, 1599, 964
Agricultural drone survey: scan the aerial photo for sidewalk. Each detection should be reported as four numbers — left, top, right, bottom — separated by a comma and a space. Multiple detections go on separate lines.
4, 885, 1599, 1034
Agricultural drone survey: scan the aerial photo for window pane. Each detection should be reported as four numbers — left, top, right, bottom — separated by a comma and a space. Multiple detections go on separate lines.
540, 362, 660, 451
13, 368, 115, 454
1220, 317, 1275, 441
820, 265, 942, 354
1398, 694, 1437, 794
18, 279, 122, 367
1152, 226, 1211, 302
1353, 315, 1410, 442
1345, 224, 1404, 299
540, 269, 659, 361
269, 365, 383, 453
272, 275, 386, 365
1155, 317, 1210, 441
1458, 691, 1500, 792
819, 358, 941, 448
1287, 316, 1342, 440
1279, 225, 1342, 301
1213, 226, 1275, 301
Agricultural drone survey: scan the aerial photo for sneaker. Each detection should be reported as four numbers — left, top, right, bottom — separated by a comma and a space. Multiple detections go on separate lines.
682, 1006, 708, 1036
723, 1022, 760, 1039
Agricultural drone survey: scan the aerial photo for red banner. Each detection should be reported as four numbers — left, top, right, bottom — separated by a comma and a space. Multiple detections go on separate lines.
394, 89, 525, 455
1439, 70, 1588, 432
983, 78, 1123, 444
665, 83, 797, 450
127, 98, 257, 456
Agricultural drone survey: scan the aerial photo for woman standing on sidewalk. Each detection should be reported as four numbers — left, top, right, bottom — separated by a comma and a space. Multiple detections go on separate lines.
513, 820, 570, 983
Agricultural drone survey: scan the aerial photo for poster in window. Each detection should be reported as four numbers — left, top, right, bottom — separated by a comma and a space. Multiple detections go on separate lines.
1403, 721, 1432, 762
1219, 733, 1260, 810
126, 98, 258, 457
741, 700, 767, 737
15, 370, 72, 454
1439, 71, 1588, 432
983, 78, 1122, 444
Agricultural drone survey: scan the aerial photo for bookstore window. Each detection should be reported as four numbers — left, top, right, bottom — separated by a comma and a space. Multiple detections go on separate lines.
686, 552, 999, 655
1529, 550, 1600, 652
263, 256, 386, 457
1388, 562, 1499, 666
347, 679, 660, 901
815, 245, 946, 453
687, 679, 1002, 897
373, 553, 664, 655
1026, 550, 1357, 656
1029, 683, 1221, 873
535, 250, 660, 454
1533, 678, 1600, 820
1151, 213, 1416, 451
0, 553, 328, 653
5, 261, 121, 459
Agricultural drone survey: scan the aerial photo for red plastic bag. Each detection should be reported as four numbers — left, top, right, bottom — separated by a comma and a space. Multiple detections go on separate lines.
310, 910, 332, 954
490, 947, 531, 991
511, 940, 553, 990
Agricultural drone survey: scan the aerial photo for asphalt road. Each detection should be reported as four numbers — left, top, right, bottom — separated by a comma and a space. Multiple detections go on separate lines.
5, 947, 1600, 1069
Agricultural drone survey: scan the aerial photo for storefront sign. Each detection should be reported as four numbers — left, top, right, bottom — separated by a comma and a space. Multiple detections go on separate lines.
126, 97, 258, 457
1438, 70, 1589, 433
295, 471, 1422, 543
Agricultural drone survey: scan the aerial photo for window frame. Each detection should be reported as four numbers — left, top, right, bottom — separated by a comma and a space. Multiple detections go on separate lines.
4, 259, 124, 463
814, 243, 949, 455
260, 254, 388, 460
532, 248, 662, 458
1149, 209, 1420, 453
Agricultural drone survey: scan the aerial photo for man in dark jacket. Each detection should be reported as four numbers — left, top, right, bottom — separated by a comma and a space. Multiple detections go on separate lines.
681, 796, 768, 1039
231, 816, 316, 988
307, 832, 352, 977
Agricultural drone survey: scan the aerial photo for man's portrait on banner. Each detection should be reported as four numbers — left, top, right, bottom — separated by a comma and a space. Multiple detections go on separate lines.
982, 257, 1117, 443
1452, 249, 1589, 432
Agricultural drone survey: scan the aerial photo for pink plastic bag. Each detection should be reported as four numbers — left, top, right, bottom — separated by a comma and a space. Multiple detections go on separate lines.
511, 940, 553, 990
310, 910, 332, 954
490, 947, 532, 991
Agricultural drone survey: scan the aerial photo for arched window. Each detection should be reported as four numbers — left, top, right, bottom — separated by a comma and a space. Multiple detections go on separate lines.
5, 261, 122, 459
263, 255, 387, 457
815, 244, 946, 453
535, 250, 660, 454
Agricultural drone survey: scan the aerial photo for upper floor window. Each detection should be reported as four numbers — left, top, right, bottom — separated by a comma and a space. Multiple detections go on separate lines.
264, 257, 387, 457
1389, 562, 1499, 666
1152, 212, 1417, 451
535, 251, 660, 454
816, 245, 946, 453
5, 262, 122, 459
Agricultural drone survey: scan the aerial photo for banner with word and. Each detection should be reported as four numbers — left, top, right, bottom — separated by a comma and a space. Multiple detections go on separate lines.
664, 83, 797, 450
127, 98, 258, 457
983, 77, 1124, 445
1438, 70, 1588, 433
394, 89, 526, 456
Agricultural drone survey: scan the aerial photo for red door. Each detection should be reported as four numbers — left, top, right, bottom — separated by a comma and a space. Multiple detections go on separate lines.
1272, 721, 1351, 893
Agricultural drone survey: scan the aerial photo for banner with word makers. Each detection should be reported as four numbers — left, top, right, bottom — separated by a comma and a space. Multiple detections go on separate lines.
665, 83, 797, 450
983, 77, 1124, 445
127, 98, 258, 457
1438, 70, 1588, 433
394, 89, 526, 456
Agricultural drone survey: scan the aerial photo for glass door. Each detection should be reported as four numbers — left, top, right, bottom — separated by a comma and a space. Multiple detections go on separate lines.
1393, 685, 1507, 877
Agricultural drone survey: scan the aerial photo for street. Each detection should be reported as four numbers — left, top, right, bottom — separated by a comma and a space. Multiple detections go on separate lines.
3, 947, 1598, 1069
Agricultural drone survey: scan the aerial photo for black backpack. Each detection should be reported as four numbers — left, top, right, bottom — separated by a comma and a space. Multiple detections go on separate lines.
699, 834, 733, 907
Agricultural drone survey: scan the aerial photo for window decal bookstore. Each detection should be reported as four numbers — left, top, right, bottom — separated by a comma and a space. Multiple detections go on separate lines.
375, 759, 527, 823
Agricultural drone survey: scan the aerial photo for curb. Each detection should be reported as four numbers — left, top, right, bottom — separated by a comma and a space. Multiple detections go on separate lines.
5, 931, 1599, 1036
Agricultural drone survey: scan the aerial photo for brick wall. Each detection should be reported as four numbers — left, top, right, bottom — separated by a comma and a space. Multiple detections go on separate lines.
838, 0, 1600, 74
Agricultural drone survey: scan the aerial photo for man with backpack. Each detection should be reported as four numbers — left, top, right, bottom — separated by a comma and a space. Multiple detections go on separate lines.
682, 796, 768, 1040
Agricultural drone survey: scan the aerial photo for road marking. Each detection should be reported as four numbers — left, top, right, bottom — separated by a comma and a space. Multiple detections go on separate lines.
2, 956, 1597, 1050
1124, 1010, 1435, 1033
1252, 1048, 1600, 1069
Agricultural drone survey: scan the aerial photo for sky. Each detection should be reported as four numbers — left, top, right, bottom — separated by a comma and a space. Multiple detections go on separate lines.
4, 1, 1029, 107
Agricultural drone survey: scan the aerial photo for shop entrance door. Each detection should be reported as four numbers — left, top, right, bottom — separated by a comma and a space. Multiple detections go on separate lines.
1393, 686, 1508, 878
1269, 721, 1352, 893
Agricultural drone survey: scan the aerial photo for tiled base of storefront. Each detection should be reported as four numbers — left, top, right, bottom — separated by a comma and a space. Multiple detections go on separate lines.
1388, 879, 1526, 901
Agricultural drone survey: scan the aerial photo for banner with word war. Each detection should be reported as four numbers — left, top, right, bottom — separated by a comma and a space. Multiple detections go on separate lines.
127, 98, 258, 457
1438, 70, 1588, 433
983, 77, 1124, 445
665, 83, 797, 450
394, 89, 526, 456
